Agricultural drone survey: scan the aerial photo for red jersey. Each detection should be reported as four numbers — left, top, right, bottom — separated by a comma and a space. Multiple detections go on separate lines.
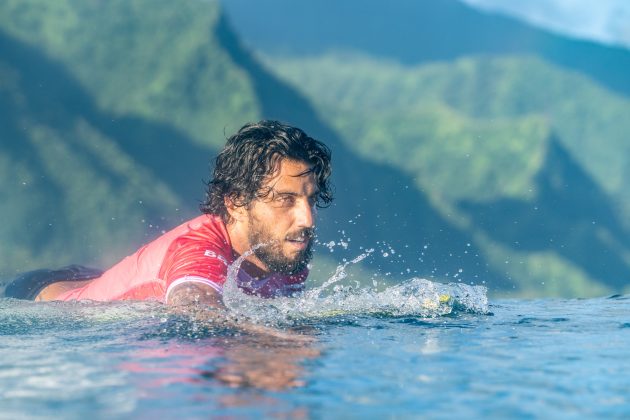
57, 215, 307, 302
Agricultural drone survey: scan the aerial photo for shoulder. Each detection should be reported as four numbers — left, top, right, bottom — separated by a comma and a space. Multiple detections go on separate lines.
159, 214, 234, 296
185, 214, 230, 247
160, 214, 231, 254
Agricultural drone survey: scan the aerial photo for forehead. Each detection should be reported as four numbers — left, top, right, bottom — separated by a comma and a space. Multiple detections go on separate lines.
265, 159, 317, 190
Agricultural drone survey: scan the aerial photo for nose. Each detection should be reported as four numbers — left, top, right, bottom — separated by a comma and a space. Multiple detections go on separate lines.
295, 198, 315, 229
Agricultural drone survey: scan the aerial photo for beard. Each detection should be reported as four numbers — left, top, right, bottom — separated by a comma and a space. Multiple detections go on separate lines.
247, 215, 314, 275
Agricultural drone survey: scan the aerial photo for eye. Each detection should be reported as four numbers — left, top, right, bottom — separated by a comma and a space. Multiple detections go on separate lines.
276, 194, 296, 206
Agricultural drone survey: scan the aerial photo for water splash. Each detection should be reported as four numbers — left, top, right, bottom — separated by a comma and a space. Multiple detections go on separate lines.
308, 250, 374, 299
273, 278, 487, 324
220, 249, 488, 326
221, 243, 283, 322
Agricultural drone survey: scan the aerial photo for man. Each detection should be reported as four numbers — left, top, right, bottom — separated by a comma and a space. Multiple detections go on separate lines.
6, 120, 333, 307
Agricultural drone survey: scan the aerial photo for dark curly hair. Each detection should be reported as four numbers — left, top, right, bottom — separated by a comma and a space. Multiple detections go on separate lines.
201, 120, 333, 222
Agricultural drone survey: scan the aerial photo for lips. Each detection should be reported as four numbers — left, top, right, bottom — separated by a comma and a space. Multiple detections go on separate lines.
286, 229, 313, 241
286, 232, 311, 250
287, 234, 307, 241
286, 237, 309, 248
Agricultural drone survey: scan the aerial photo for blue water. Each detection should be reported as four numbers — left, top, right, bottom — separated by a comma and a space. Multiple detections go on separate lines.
1, 287, 630, 418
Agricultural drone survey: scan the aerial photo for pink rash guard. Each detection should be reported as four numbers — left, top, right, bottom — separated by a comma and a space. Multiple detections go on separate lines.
57, 214, 307, 303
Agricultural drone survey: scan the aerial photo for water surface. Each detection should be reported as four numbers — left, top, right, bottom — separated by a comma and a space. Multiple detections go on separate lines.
1, 282, 629, 418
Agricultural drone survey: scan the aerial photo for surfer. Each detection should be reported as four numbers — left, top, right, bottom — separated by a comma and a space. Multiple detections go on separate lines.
5, 120, 333, 308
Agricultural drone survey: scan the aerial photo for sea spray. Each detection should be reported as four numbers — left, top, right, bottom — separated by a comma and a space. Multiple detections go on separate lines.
220, 247, 489, 326
305, 249, 374, 300
221, 243, 283, 323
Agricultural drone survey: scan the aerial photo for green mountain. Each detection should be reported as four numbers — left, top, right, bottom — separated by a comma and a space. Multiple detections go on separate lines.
2, 0, 628, 297
261, 53, 630, 296
223, 0, 630, 97
223, 0, 630, 219
222, 1, 630, 296
0, 0, 248, 276
0, 27, 193, 274
0, 0, 259, 147
0, 0, 500, 293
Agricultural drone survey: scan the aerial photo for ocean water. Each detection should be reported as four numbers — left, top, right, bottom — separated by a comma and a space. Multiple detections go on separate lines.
1, 276, 629, 419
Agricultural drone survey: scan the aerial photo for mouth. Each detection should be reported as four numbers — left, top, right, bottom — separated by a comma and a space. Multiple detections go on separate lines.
285, 233, 312, 250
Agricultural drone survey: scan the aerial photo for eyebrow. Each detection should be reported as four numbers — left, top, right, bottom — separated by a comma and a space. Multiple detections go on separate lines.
273, 189, 320, 197
291, 166, 316, 178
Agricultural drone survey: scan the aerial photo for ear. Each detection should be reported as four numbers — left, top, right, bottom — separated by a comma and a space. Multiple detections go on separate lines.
224, 195, 247, 223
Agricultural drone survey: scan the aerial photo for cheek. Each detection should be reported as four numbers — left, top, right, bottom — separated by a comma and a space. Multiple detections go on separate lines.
273, 214, 294, 233
251, 203, 297, 233
254, 208, 289, 234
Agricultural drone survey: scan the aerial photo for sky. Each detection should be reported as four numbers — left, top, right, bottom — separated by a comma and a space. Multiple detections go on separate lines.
461, 0, 630, 49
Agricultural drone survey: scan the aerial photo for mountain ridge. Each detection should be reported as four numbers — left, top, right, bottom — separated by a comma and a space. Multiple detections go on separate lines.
1, 0, 628, 296
222, 0, 630, 97
0, 0, 502, 292
259, 51, 630, 295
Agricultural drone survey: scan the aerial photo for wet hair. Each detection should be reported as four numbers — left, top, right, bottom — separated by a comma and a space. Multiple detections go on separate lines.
201, 120, 333, 222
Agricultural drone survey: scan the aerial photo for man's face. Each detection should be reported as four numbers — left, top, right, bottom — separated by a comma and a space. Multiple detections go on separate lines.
245, 159, 319, 275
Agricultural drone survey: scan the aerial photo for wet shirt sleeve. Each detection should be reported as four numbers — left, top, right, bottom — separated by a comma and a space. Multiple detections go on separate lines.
159, 227, 232, 302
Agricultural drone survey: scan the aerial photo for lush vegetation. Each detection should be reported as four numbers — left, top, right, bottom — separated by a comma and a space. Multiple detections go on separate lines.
2, 0, 629, 297
267, 54, 630, 209
0, 0, 260, 278
262, 53, 630, 296
0, 0, 258, 147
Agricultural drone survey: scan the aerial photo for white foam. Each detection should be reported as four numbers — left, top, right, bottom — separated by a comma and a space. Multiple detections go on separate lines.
220, 249, 489, 325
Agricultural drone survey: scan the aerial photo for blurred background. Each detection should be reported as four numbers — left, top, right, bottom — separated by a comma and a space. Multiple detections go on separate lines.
1, 0, 629, 298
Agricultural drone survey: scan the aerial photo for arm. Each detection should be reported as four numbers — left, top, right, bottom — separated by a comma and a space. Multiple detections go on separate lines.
166, 280, 313, 342
165, 281, 232, 327
166, 281, 224, 308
